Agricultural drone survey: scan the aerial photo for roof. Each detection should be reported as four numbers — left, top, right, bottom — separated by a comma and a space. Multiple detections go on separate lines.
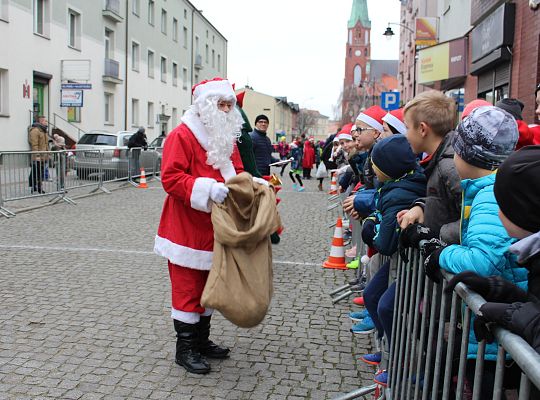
370, 60, 398, 80
348, 0, 371, 29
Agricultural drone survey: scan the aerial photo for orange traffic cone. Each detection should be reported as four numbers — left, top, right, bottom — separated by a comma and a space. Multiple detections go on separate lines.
138, 168, 148, 189
328, 173, 338, 195
323, 217, 347, 270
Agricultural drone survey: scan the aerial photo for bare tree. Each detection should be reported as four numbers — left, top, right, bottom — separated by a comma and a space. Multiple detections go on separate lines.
297, 109, 318, 136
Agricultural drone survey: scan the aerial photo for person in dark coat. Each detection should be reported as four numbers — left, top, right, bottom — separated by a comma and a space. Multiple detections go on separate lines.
249, 115, 278, 176
127, 127, 148, 179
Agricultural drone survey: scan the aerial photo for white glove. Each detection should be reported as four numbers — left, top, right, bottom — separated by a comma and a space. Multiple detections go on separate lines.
253, 177, 269, 186
209, 182, 229, 203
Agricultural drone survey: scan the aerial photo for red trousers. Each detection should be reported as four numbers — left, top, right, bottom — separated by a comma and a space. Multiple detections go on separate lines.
168, 262, 210, 321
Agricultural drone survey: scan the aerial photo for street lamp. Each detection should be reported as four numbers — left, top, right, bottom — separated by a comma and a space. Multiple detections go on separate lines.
383, 22, 417, 97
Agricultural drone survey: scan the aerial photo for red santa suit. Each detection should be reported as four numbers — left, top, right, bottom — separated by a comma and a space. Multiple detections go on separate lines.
154, 83, 244, 324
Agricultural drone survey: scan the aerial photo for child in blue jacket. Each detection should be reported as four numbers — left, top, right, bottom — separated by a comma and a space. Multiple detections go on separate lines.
422, 106, 528, 397
356, 135, 427, 386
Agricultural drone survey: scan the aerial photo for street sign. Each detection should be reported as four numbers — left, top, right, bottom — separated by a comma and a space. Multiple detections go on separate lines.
60, 89, 84, 107
381, 92, 400, 111
61, 83, 92, 89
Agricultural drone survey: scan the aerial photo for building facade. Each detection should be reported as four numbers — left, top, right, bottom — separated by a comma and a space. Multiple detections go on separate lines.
0, 0, 227, 151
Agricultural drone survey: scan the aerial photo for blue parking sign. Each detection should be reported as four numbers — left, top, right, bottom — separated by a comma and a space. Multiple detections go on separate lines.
381, 92, 400, 111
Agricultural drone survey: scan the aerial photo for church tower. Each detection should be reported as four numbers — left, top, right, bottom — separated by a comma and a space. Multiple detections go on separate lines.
342, 0, 371, 123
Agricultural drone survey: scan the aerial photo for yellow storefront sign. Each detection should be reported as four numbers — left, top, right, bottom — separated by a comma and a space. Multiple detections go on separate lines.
418, 42, 449, 84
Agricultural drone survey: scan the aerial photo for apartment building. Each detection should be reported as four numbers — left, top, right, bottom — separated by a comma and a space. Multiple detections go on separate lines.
0, 0, 227, 151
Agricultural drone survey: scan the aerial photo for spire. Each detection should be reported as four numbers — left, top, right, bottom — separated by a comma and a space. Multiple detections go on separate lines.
348, 0, 371, 29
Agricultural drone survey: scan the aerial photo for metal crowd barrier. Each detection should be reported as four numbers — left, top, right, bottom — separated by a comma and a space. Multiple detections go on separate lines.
0, 147, 162, 218
333, 248, 540, 400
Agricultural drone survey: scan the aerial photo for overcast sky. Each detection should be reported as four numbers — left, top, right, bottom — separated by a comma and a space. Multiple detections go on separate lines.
190, 0, 401, 119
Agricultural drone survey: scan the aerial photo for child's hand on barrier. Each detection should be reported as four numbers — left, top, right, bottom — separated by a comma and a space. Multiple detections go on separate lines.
342, 195, 355, 213
397, 206, 424, 230
421, 239, 446, 284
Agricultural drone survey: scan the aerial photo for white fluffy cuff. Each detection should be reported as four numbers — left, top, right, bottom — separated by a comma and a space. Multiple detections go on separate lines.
253, 177, 269, 186
191, 177, 217, 213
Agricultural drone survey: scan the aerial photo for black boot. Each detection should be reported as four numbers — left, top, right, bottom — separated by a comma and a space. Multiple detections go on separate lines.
173, 320, 210, 374
197, 315, 230, 359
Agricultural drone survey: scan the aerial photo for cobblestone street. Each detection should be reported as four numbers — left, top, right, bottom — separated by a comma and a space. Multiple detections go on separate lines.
0, 175, 375, 399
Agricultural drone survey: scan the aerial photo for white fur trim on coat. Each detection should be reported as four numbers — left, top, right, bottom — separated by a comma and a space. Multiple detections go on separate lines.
154, 235, 213, 270
356, 113, 384, 132
181, 112, 237, 182
191, 177, 216, 213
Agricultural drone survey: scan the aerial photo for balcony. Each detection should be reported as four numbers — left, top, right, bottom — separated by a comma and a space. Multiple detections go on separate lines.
103, 58, 122, 84
194, 54, 203, 70
103, 0, 123, 23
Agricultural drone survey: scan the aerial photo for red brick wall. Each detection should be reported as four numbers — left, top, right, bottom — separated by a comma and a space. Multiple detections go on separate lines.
510, 1, 540, 123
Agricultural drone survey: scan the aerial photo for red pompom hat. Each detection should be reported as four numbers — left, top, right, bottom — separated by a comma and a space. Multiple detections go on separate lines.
356, 106, 386, 132
382, 108, 406, 135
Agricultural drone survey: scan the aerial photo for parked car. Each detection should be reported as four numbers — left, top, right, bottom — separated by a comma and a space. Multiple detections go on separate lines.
149, 135, 166, 148
73, 130, 161, 180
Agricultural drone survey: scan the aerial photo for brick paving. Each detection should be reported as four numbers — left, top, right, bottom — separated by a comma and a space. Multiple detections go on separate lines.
0, 173, 376, 399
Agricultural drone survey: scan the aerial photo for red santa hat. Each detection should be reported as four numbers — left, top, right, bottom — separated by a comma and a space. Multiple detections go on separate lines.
382, 108, 406, 135
338, 123, 354, 134
356, 106, 386, 132
236, 91, 245, 108
192, 77, 236, 103
462, 99, 491, 120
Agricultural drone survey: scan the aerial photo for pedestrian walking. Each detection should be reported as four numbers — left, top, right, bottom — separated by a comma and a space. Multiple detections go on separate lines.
302, 136, 315, 179
27, 116, 49, 194
250, 114, 279, 176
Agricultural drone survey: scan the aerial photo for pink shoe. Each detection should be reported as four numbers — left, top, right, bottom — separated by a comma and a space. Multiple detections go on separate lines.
345, 246, 357, 258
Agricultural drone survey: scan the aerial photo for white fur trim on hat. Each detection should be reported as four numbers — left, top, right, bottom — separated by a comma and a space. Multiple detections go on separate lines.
337, 133, 353, 141
193, 79, 235, 101
382, 113, 407, 135
154, 234, 213, 270
356, 113, 384, 132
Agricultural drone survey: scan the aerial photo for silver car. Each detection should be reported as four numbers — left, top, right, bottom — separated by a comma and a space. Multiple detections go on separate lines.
73, 130, 160, 180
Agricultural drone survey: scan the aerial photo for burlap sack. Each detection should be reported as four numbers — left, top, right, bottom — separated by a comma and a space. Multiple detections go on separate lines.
201, 172, 281, 328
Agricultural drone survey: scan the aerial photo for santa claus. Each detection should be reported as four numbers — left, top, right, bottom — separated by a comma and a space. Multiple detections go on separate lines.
154, 78, 245, 374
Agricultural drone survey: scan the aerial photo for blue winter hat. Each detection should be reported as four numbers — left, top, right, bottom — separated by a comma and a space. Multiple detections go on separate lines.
371, 134, 417, 179
453, 106, 518, 171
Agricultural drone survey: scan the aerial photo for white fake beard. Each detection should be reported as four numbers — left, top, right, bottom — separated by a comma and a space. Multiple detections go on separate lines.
196, 96, 243, 170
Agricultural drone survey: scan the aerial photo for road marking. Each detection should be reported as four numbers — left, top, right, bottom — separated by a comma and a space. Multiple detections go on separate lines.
0, 244, 321, 266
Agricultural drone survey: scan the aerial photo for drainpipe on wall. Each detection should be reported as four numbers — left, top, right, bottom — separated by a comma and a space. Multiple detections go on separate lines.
190, 7, 195, 105
124, 0, 129, 130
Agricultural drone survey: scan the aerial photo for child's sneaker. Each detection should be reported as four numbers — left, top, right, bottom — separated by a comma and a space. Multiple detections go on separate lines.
297, 186, 305, 192
351, 316, 375, 334
348, 309, 369, 322
345, 245, 357, 258
361, 352, 382, 365
352, 296, 364, 306
292, 183, 298, 191
346, 259, 359, 269
374, 370, 388, 387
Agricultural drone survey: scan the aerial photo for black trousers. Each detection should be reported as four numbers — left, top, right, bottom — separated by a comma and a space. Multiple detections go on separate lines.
29, 160, 44, 191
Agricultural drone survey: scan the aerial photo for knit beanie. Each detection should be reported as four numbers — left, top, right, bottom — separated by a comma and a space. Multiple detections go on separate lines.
453, 106, 518, 171
371, 134, 417, 179
356, 106, 386, 132
494, 145, 540, 233
255, 114, 269, 124
495, 98, 524, 121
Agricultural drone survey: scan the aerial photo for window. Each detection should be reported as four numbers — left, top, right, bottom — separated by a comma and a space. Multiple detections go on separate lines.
365, 30, 369, 46
160, 56, 167, 82
33, 0, 50, 37
172, 107, 178, 127
172, 62, 178, 86
147, 101, 154, 127
105, 28, 114, 59
131, 41, 140, 71
132, 98, 139, 126
217, 54, 221, 72
211, 49, 215, 68
132, 0, 140, 16
1, 0, 9, 21
353, 65, 362, 86
206, 30, 208, 38
68, 9, 81, 49
148, 0, 154, 25
212, 35, 215, 44
161, 9, 167, 34
0, 68, 8, 115
195, 36, 199, 55
172, 18, 178, 42
183, 27, 188, 48
147, 49, 154, 78
67, 106, 81, 123
184, 8, 187, 19
205, 44, 209, 63
104, 93, 114, 124
182, 67, 187, 90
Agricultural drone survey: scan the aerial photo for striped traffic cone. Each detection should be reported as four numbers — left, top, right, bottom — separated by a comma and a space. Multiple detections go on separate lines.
137, 168, 148, 189
328, 173, 338, 195
323, 217, 347, 270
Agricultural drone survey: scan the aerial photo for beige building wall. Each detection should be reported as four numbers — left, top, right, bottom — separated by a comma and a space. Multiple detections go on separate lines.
237, 88, 295, 142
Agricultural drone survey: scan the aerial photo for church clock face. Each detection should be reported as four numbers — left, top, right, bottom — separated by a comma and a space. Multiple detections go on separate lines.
355, 50, 361, 57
